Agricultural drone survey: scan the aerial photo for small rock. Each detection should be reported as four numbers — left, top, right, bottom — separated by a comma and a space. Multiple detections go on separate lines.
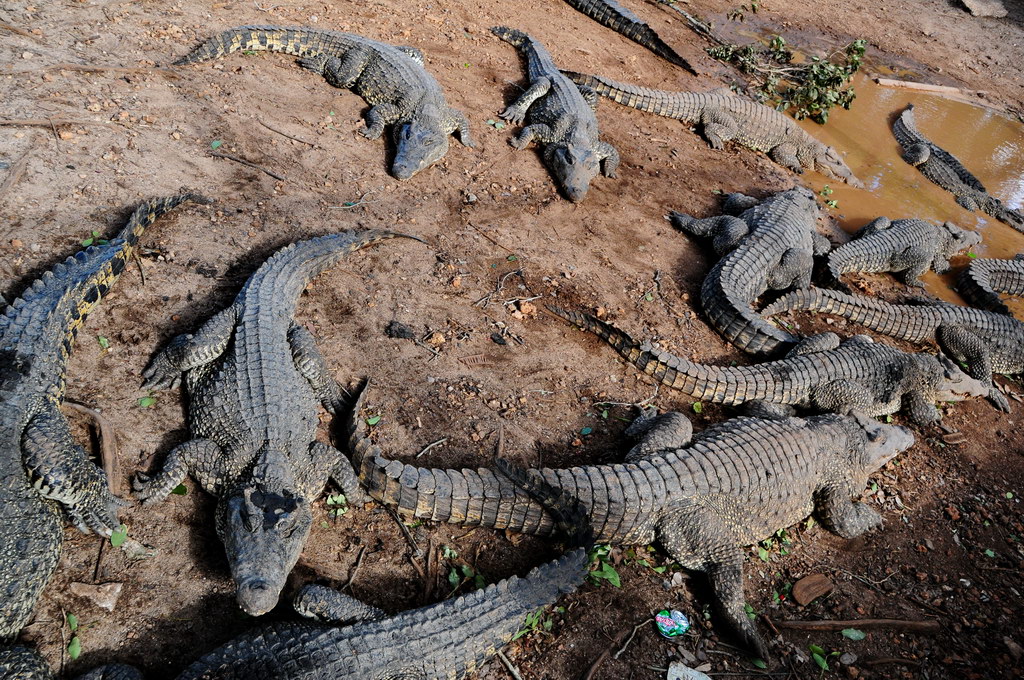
845, 667, 860, 679
490, 332, 507, 346
385, 320, 416, 340
1005, 636, 1023, 660
464, 192, 477, 204
840, 652, 858, 665
666, 662, 712, 680
942, 432, 967, 445
425, 331, 446, 347
792, 573, 835, 605
960, 0, 1007, 16
10, 239, 23, 249
69, 582, 122, 611
21, 51, 33, 59
517, 300, 537, 316
924, 538, 935, 551
946, 505, 962, 521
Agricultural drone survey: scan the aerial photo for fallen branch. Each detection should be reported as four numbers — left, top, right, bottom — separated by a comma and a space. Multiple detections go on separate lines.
874, 77, 983, 96
613, 617, 654, 660
773, 618, 941, 633
582, 622, 638, 680
64, 400, 120, 495
0, 118, 118, 128
496, 650, 524, 680
209, 151, 285, 181
257, 119, 317, 147
0, 22, 36, 38
416, 437, 448, 458
49, 63, 178, 77
342, 545, 367, 592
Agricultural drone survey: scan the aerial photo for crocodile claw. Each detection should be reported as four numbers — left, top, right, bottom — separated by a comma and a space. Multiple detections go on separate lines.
988, 387, 1011, 413
132, 472, 167, 505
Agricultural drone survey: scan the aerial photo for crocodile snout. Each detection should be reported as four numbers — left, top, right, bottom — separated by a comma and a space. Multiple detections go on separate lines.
237, 577, 278, 616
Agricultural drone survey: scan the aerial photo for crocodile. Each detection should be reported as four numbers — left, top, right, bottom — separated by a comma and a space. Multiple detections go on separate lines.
174, 25, 474, 180
1, 646, 139, 680
349, 381, 915, 658
670, 187, 831, 355
491, 26, 619, 203
0, 193, 201, 640
133, 229, 423, 616
762, 286, 1022, 411
827, 216, 980, 289
549, 307, 989, 424
958, 255, 1024, 315
563, 71, 862, 185
560, 0, 695, 73
893, 104, 1024, 231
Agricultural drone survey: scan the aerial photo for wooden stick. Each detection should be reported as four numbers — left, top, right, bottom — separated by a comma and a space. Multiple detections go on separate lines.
772, 618, 941, 633
48, 63, 179, 77
874, 77, 983, 96
0, 118, 118, 128
64, 401, 120, 495
209, 151, 285, 181
257, 119, 317, 147
0, 22, 36, 38
496, 650, 524, 680
582, 624, 634, 680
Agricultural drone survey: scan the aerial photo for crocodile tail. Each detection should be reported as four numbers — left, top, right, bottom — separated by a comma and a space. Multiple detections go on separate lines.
561, 71, 695, 121
173, 25, 340, 65
893, 104, 987, 193
495, 459, 593, 548
957, 259, 1017, 315
114, 191, 212, 252
761, 287, 928, 342
347, 380, 556, 534
701, 273, 799, 355
490, 25, 528, 48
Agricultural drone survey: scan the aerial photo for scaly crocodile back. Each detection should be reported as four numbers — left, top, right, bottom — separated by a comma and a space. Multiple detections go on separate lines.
174, 25, 356, 64
893, 105, 987, 192
560, 0, 694, 72
827, 219, 936, 281
958, 257, 1024, 315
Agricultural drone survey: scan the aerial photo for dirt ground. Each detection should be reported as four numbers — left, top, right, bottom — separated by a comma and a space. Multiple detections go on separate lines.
2, 0, 1024, 678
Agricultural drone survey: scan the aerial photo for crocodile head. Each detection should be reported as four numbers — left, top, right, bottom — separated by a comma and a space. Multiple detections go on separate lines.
545, 142, 601, 203
940, 221, 982, 255
814, 146, 863, 189
849, 412, 915, 473
217, 484, 312, 615
390, 118, 451, 180
933, 355, 989, 401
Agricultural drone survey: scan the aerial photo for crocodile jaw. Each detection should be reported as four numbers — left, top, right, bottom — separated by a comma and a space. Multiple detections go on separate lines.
391, 120, 450, 180
853, 414, 916, 470
816, 147, 863, 189
548, 144, 601, 203
935, 356, 990, 401
218, 488, 313, 615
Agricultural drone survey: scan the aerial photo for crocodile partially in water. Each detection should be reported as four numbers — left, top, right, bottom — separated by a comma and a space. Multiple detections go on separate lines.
958, 255, 1024, 315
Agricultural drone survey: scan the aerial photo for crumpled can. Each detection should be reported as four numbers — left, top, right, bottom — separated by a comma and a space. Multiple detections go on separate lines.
655, 609, 690, 638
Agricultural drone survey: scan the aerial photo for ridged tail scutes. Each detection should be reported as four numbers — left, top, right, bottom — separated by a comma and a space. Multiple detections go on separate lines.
760, 288, 826, 317
174, 25, 325, 65
561, 71, 672, 117
495, 459, 593, 548
490, 26, 528, 47
116, 191, 211, 246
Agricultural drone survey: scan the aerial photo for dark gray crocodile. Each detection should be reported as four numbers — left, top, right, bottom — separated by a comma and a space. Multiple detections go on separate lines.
958, 255, 1024, 315
0, 193, 201, 640
2, 645, 138, 680
175, 25, 474, 180
349, 381, 915, 658
491, 26, 619, 203
894, 104, 1024, 231
134, 230, 423, 616
550, 307, 988, 424
827, 216, 980, 289
560, 0, 695, 73
762, 286, 1022, 412
670, 187, 831, 355
563, 71, 862, 185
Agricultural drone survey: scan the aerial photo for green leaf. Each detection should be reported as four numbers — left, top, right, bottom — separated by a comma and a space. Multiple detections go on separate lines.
170, 484, 188, 495
692, 402, 703, 414
67, 636, 81, 660
494, 121, 505, 130
751, 658, 767, 669
743, 603, 757, 621
138, 396, 157, 408
812, 652, 828, 670
366, 415, 381, 426
507, 254, 518, 261
210, 140, 223, 150
590, 562, 621, 587
985, 548, 996, 558
110, 524, 128, 547
448, 568, 461, 588
97, 335, 110, 349
1007, 492, 1015, 499
967, 252, 977, 259
842, 628, 866, 641
442, 545, 459, 560
580, 426, 593, 436
757, 546, 770, 562
81, 237, 94, 247
66, 613, 78, 632
808, 644, 826, 656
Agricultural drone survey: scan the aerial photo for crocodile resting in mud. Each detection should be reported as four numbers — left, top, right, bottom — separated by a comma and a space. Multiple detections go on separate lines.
563, 71, 862, 185
175, 25, 474, 180
134, 230, 423, 616
893, 104, 1024, 231
0, 193, 202, 640
560, 0, 695, 73
670, 187, 831, 355
16, 465, 589, 680
958, 255, 1024, 315
550, 307, 988, 424
491, 27, 619, 203
762, 286, 1023, 412
349, 381, 914, 658
827, 216, 980, 289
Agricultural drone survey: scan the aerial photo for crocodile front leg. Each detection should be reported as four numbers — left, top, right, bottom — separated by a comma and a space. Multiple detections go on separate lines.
936, 323, 1009, 412
293, 584, 387, 623
142, 303, 240, 390
815, 483, 882, 539
499, 77, 551, 125
22, 405, 124, 535
624, 409, 693, 461
896, 245, 932, 287
699, 108, 740, 149
596, 141, 619, 178
288, 324, 346, 415
445, 108, 475, 148
510, 123, 553, 149
902, 391, 941, 425
133, 438, 224, 503
361, 102, 403, 140
769, 142, 803, 173
901, 142, 930, 166
305, 441, 368, 504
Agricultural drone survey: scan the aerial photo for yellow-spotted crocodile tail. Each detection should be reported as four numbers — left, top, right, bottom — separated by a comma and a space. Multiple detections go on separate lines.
561, 71, 700, 121
174, 25, 345, 65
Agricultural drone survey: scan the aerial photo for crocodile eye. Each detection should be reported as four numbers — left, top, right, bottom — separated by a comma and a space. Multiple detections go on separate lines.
275, 508, 298, 535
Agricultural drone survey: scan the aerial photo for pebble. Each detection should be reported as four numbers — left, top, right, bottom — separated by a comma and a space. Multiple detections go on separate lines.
840, 652, 857, 665
69, 582, 122, 611
10, 239, 23, 249
424, 331, 446, 347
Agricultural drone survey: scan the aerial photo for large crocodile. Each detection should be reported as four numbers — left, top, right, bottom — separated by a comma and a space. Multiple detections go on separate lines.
893, 104, 1024, 231
0, 193, 201, 640
174, 25, 474, 180
827, 216, 980, 289
958, 255, 1024, 315
549, 307, 988, 423
134, 230, 423, 616
563, 71, 862, 185
670, 187, 831, 355
560, 0, 695, 73
2, 646, 138, 680
491, 26, 619, 203
762, 286, 1022, 411
349, 382, 915, 658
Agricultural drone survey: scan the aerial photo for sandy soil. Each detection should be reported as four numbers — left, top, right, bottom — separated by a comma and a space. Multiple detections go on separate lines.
1, 0, 1023, 678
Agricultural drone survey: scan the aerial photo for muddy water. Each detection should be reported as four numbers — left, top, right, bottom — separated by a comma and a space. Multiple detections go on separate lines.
794, 73, 1024, 312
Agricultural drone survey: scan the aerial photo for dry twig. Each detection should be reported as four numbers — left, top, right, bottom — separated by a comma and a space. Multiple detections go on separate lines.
772, 618, 941, 633
209, 151, 285, 181
64, 400, 120, 494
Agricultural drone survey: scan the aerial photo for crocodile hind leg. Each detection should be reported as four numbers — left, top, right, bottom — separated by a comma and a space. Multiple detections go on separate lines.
901, 142, 930, 166
896, 246, 932, 287
854, 216, 892, 239
303, 441, 369, 504
446, 108, 476, 148
499, 77, 552, 125
133, 438, 223, 503
596, 141, 620, 178
786, 332, 840, 357
624, 409, 693, 461
288, 324, 346, 415
509, 123, 553, 150
293, 584, 387, 623
361, 102, 403, 140
142, 303, 240, 390
811, 379, 874, 414
767, 247, 814, 290
769, 143, 803, 173
699, 108, 740, 149
576, 84, 599, 111
956, 194, 981, 211
299, 47, 372, 89
722, 193, 760, 215
742, 401, 796, 419
22, 404, 124, 535
669, 213, 750, 256
936, 323, 1008, 412
816, 483, 882, 539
